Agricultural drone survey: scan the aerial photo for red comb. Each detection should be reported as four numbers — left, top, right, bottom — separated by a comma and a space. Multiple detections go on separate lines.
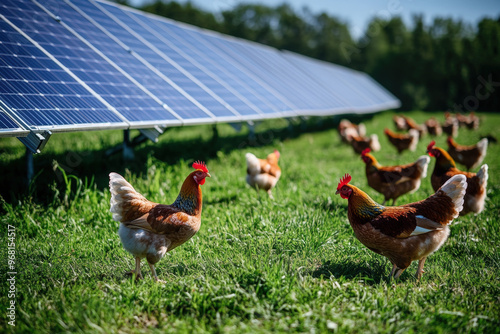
361, 148, 371, 157
337, 173, 352, 191
274, 150, 280, 159
427, 141, 436, 152
192, 161, 208, 173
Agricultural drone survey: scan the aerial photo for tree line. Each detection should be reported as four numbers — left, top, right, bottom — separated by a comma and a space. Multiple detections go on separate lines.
121, 1, 500, 112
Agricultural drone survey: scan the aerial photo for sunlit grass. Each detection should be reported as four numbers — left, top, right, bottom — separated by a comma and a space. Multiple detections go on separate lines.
1, 111, 499, 333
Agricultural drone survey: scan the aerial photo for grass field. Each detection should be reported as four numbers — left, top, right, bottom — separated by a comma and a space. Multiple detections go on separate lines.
1, 111, 499, 333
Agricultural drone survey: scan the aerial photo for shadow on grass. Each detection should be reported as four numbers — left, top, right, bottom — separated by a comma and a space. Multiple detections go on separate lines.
309, 259, 389, 285
1, 113, 376, 204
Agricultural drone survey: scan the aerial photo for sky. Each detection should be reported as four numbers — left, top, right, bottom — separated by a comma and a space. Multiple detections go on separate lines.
129, 0, 500, 38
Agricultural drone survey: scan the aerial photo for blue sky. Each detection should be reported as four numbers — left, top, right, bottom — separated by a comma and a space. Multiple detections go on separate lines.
129, 0, 500, 38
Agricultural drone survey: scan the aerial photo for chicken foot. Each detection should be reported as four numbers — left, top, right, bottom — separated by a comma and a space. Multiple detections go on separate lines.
148, 263, 166, 283
125, 257, 143, 280
415, 257, 427, 281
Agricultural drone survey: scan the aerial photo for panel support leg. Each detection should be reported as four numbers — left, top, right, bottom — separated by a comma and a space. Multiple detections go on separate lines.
212, 124, 219, 143
122, 129, 135, 161
26, 148, 34, 185
105, 127, 165, 159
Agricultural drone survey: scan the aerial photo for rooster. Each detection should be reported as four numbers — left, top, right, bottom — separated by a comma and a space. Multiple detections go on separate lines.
427, 141, 488, 215
447, 137, 488, 171
384, 128, 419, 154
109, 161, 211, 282
338, 119, 366, 143
350, 134, 381, 154
425, 117, 442, 136
246, 150, 281, 198
361, 148, 430, 205
335, 173, 467, 280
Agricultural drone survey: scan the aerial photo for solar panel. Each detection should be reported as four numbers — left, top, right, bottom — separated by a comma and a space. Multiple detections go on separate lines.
68, 0, 244, 121
0, 15, 128, 133
282, 51, 401, 113
0, 0, 174, 129
43, 0, 216, 124
97, 1, 262, 119
201, 33, 350, 113
115, 5, 294, 117
0, 108, 28, 137
0, 0, 401, 153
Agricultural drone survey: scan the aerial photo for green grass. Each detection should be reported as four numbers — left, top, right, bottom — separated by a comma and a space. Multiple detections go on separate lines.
1, 111, 499, 333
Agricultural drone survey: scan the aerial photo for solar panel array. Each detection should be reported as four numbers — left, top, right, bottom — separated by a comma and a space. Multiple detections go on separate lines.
0, 0, 400, 151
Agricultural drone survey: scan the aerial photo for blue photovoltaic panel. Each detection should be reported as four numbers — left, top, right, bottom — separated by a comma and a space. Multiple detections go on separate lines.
203, 33, 349, 112
0, 17, 125, 129
351, 72, 400, 108
128, 11, 294, 116
0, 0, 168, 126
38, 0, 207, 122
282, 52, 380, 111
98, 2, 264, 118
0, 109, 28, 136
0, 110, 18, 129
0, 0, 400, 149
70, 0, 238, 119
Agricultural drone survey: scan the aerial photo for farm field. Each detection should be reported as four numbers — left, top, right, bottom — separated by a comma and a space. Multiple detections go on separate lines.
1, 110, 499, 333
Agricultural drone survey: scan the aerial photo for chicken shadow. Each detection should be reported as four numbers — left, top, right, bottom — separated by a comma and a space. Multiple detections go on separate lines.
309, 259, 390, 285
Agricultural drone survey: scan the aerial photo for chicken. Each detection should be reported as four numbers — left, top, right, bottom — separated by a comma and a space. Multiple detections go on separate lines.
446, 137, 488, 171
335, 173, 467, 280
403, 115, 427, 138
427, 141, 488, 215
456, 112, 479, 130
338, 119, 366, 143
393, 115, 408, 131
246, 150, 281, 198
361, 148, 430, 205
384, 128, 419, 154
425, 117, 442, 136
349, 134, 380, 154
109, 161, 211, 282
442, 113, 459, 138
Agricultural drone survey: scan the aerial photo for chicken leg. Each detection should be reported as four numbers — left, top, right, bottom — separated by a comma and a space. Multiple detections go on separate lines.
125, 257, 143, 280
416, 257, 427, 281
148, 263, 166, 283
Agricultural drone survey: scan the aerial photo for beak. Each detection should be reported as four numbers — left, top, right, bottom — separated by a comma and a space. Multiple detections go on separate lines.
206, 172, 212, 178
335, 190, 340, 195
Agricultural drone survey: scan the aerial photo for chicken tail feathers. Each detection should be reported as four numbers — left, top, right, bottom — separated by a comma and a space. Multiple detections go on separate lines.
109, 173, 155, 223
477, 164, 489, 188
358, 123, 366, 137
408, 129, 419, 151
245, 153, 261, 175
415, 155, 431, 178
434, 174, 467, 222
370, 134, 381, 152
